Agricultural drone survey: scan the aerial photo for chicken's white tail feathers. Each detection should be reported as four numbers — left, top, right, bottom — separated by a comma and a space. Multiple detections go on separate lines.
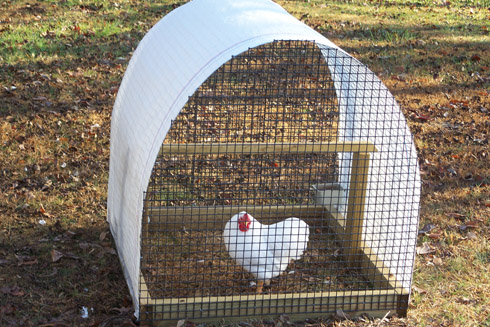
266, 217, 309, 262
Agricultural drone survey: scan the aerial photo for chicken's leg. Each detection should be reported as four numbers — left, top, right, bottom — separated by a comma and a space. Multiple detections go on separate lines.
256, 280, 264, 294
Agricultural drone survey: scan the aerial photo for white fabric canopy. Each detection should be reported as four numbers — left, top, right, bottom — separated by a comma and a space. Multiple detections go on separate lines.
108, 0, 420, 316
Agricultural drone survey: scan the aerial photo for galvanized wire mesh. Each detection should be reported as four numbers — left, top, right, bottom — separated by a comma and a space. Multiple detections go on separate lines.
139, 40, 413, 322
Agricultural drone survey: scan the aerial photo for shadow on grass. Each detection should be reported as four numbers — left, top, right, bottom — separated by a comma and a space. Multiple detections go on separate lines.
0, 1, 189, 118
0, 222, 133, 326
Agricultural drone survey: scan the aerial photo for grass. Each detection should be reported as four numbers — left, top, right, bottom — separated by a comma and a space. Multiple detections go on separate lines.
1, 0, 489, 326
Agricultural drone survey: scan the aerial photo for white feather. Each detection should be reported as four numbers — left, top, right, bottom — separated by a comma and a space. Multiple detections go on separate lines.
223, 211, 310, 281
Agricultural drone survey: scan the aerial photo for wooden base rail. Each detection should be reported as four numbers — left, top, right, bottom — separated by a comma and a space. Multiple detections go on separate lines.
160, 142, 378, 155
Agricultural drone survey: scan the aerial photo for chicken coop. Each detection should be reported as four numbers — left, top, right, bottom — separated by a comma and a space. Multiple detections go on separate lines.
107, 0, 421, 325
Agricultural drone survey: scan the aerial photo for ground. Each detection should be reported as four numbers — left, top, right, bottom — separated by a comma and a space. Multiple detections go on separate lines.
0, 0, 488, 326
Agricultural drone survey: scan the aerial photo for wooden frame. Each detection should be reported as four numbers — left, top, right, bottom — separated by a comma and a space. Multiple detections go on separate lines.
140, 275, 408, 325
140, 142, 410, 326
160, 141, 377, 155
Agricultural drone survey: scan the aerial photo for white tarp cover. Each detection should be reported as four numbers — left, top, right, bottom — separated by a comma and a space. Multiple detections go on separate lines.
108, 0, 420, 316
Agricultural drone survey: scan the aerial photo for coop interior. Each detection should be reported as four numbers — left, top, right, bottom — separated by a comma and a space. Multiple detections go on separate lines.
140, 41, 408, 323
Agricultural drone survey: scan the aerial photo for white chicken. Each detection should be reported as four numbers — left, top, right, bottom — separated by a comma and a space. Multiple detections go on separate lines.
223, 211, 310, 293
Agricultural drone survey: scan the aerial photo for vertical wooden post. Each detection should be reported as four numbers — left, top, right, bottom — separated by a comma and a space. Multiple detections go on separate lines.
345, 152, 370, 267
139, 305, 154, 327
140, 198, 154, 326
140, 274, 154, 326
142, 193, 151, 240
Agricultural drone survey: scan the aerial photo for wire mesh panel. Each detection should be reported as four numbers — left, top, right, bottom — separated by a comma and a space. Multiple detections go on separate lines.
139, 40, 413, 323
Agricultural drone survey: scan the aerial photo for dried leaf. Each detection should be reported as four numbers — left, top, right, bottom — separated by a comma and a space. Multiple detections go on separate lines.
335, 308, 351, 320
15, 255, 38, 266
416, 242, 435, 255
419, 223, 436, 234
51, 249, 64, 262
64, 252, 81, 260
428, 232, 442, 240
79, 242, 91, 249
467, 231, 477, 240
20, 259, 38, 266
392, 74, 407, 82
433, 257, 443, 266
470, 54, 481, 62
395, 65, 405, 73
415, 113, 430, 121
458, 297, 472, 304
1, 285, 24, 297
104, 247, 116, 255
465, 221, 479, 228
108, 306, 132, 315
64, 230, 77, 238
449, 99, 469, 107
0, 304, 16, 315
176, 320, 185, 327
446, 212, 465, 220
99, 231, 107, 241
278, 314, 290, 323
40, 267, 58, 278
412, 285, 427, 294
39, 204, 52, 218
447, 167, 457, 176
11, 288, 25, 297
